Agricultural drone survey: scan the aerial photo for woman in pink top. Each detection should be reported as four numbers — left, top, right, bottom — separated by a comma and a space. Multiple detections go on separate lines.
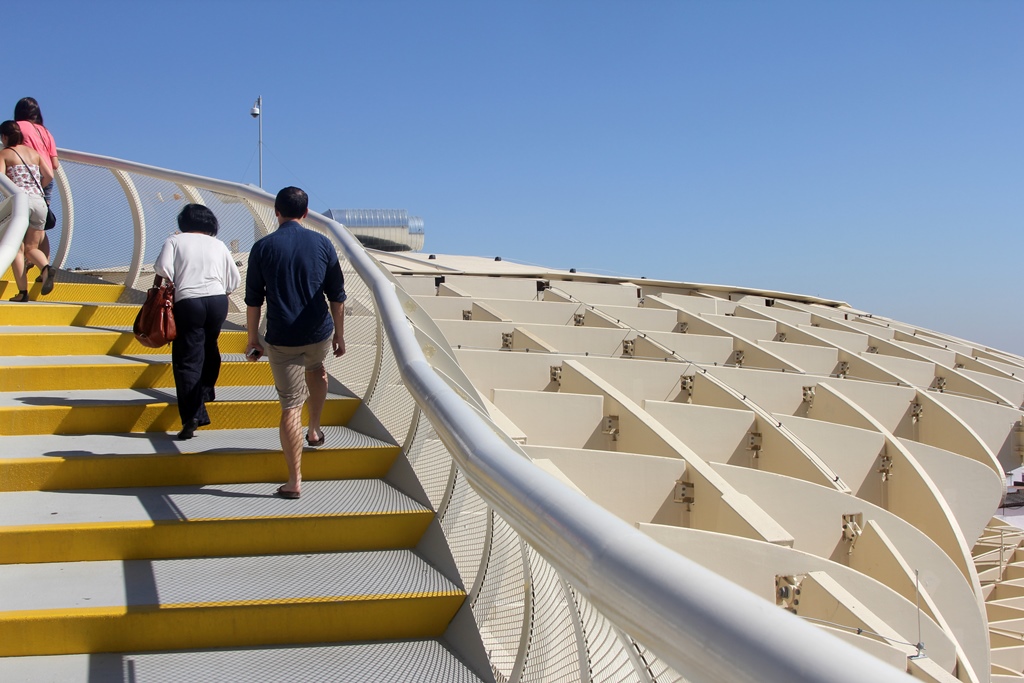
0, 120, 55, 300
14, 98, 58, 279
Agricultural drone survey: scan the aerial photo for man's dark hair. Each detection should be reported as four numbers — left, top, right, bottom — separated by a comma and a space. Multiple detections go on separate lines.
14, 98, 43, 125
275, 186, 308, 220
177, 203, 219, 236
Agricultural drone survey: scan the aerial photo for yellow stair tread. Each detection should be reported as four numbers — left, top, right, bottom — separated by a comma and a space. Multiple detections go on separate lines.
0, 426, 399, 492
0, 386, 359, 436
0, 480, 433, 563
0, 550, 465, 656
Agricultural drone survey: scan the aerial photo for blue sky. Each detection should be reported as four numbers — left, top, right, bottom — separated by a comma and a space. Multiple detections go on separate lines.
29, 1, 1024, 353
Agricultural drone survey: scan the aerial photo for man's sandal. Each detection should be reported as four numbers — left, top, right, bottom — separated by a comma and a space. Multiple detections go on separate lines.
306, 429, 325, 447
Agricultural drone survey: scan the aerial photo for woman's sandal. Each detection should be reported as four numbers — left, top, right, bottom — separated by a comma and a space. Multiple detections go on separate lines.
8, 290, 28, 303
40, 265, 57, 296
305, 429, 325, 447
275, 485, 301, 500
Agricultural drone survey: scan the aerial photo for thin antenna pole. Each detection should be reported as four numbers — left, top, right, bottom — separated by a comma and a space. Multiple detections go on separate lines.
258, 96, 263, 189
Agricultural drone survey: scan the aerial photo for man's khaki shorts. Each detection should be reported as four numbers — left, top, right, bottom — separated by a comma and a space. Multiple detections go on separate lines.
266, 337, 332, 410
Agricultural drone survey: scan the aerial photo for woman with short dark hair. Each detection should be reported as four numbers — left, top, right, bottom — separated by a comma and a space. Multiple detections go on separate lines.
154, 204, 241, 439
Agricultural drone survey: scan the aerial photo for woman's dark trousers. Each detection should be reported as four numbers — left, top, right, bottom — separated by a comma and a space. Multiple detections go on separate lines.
171, 294, 229, 427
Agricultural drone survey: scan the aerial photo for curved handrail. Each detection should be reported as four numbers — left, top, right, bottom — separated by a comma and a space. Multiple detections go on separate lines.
0, 174, 30, 279
54, 148, 908, 683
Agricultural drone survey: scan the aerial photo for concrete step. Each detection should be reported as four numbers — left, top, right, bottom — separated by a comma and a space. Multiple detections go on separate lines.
0, 385, 359, 436
0, 301, 142, 327
0, 640, 486, 683
0, 426, 399, 491
0, 326, 249, 356
0, 550, 465, 656
0, 279, 123, 304
0, 478, 433, 563
0, 354, 273, 391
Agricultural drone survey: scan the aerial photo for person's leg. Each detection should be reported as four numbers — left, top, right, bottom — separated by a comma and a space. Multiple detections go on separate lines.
40, 182, 53, 265
23, 198, 55, 295
196, 295, 229, 425
301, 337, 333, 445
171, 297, 206, 438
279, 405, 304, 494
266, 343, 308, 497
23, 226, 56, 296
22, 228, 48, 272
304, 364, 328, 444
39, 233, 50, 268
9, 245, 28, 300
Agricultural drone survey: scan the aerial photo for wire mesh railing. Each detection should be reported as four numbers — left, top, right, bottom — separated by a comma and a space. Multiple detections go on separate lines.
5, 148, 909, 683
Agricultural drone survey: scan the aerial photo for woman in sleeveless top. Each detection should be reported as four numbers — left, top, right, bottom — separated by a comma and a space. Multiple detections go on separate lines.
0, 120, 55, 300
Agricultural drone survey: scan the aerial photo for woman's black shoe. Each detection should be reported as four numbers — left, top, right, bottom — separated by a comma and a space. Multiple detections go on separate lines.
40, 265, 57, 296
177, 419, 199, 440
8, 290, 28, 302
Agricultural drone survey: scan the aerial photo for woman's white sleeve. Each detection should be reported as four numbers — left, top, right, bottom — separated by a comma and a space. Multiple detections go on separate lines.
153, 238, 175, 281
224, 249, 242, 294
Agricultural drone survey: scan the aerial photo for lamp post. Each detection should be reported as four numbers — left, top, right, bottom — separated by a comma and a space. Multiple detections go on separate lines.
250, 96, 262, 189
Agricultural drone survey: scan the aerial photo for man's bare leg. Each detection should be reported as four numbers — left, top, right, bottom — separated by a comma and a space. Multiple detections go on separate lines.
279, 405, 304, 494
305, 365, 328, 443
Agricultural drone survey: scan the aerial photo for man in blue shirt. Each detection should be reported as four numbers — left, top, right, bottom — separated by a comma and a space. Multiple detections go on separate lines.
244, 186, 347, 499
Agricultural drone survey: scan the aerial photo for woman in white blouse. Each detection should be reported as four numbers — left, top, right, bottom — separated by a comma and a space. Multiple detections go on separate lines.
154, 204, 241, 440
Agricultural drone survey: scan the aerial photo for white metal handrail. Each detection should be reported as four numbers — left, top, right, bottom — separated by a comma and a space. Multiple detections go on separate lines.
0, 174, 30, 279
50, 148, 908, 683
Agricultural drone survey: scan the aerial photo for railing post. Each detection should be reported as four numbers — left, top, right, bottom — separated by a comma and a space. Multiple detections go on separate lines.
559, 575, 593, 683
178, 183, 204, 205
51, 165, 74, 271
110, 169, 146, 294
508, 540, 533, 683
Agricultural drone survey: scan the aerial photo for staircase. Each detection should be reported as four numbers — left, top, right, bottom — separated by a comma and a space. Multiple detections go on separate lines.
0, 275, 482, 681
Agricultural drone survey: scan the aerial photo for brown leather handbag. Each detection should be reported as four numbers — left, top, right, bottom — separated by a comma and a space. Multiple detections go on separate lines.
133, 275, 177, 348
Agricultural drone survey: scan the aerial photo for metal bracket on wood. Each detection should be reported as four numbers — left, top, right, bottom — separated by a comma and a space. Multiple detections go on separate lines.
747, 431, 763, 458
673, 479, 695, 505
680, 374, 694, 397
877, 454, 894, 482
802, 386, 815, 407
603, 415, 620, 441
776, 574, 804, 613
842, 513, 863, 552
